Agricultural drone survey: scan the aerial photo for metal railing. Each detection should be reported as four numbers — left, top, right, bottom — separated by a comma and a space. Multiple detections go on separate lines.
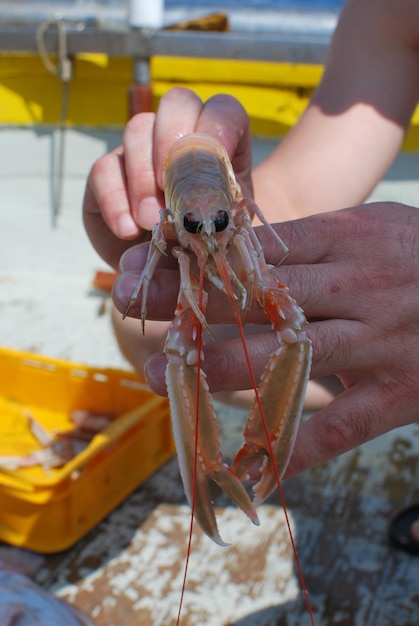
0, 25, 329, 64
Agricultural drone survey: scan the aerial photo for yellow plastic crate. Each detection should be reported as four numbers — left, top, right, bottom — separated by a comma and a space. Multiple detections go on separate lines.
0, 347, 174, 553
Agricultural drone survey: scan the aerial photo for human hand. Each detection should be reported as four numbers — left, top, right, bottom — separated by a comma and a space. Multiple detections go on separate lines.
113, 202, 419, 476
83, 87, 252, 270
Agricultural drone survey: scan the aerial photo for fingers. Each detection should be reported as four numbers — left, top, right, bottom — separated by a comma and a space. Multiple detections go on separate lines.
144, 333, 281, 397
276, 262, 350, 320
84, 149, 133, 236
285, 388, 370, 478
113, 270, 178, 321
154, 90, 251, 170
143, 317, 364, 397
122, 112, 164, 232
284, 378, 412, 478
146, 335, 415, 478
152, 88, 205, 189
114, 243, 180, 319
195, 94, 249, 151
265, 202, 416, 268
113, 259, 267, 323
84, 87, 254, 270
114, 240, 364, 324
147, 344, 415, 480
124, 89, 253, 229
144, 353, 169, 396
195, 94, 253, 194
83, 155, 147, 269
154, 89, 253, 193
258, 210, 348, 267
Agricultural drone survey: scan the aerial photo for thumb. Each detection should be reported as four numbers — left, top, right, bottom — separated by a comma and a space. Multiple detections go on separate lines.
145, 352, 168, 396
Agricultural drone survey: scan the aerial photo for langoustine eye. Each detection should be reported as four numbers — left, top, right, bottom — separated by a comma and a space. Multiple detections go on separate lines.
214, 210, 229, 232
183, 212, 202, 233
183, 210, 229, 234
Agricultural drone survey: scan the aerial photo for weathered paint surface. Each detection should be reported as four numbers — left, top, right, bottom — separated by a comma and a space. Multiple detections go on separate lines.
35, 407, 419, 626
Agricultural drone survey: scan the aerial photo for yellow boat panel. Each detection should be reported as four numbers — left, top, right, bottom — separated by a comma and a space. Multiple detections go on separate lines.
0, 53, 132, 126
0, 52, 319, 133
0, 51, 419, 148
152, 79, 313, 135
151, 55, 323, 88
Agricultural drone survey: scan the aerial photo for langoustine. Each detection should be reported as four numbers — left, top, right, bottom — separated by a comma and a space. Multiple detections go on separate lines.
124, 133, 312, 546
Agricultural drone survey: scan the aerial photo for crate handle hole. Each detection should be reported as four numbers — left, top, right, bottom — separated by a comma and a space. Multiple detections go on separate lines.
92, 373, 108, 383
70, 369, 88, 379
22, 358, 56, 372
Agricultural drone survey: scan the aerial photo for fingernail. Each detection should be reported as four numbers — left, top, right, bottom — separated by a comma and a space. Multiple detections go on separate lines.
116, 213, 139, 238
113, 272, 138, 307
137, 197, 161, 231
145, 354, 168, 397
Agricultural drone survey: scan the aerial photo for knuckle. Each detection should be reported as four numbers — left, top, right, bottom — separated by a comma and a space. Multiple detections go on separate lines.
89, 152, 112, 181
284, 264, 319, 309
318, 395, 380, 458
379, 369, 419, 423
310, 323, 353, 374
318, 412, 364, 455
276, 217, 312, 261
286, 406, 370, 477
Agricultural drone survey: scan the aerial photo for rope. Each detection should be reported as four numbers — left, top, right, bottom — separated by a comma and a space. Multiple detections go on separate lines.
36, 20, 73, 226
36, 20, 72, 82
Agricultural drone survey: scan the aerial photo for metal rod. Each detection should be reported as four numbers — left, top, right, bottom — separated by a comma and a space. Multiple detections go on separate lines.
0, 27, 329, 64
